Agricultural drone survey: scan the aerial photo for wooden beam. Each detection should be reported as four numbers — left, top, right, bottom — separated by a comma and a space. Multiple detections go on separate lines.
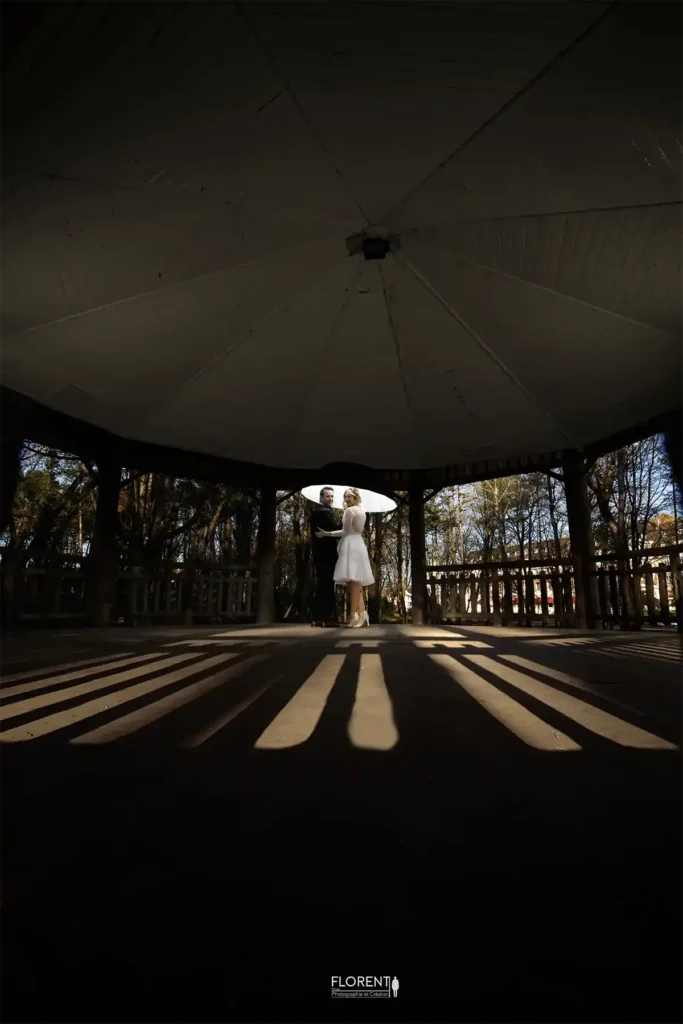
407, 451, 565, 489
4, 386, 679, 493
583, 408, 682, 463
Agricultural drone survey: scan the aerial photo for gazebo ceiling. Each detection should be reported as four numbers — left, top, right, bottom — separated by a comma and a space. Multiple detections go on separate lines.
1, 1, 681, 472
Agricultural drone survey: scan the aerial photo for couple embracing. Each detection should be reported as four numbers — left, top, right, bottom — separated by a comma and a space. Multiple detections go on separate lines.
310, 487, 375, 629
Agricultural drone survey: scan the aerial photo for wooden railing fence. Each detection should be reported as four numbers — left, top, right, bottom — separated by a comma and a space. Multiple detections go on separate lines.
0, 548, 258, 624
425, 545, 682, 630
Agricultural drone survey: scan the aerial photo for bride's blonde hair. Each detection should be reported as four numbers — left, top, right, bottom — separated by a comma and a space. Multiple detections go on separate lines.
344, 487, 362, 507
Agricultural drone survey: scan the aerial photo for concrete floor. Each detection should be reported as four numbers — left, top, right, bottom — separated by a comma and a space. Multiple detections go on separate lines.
1, 624, 681, 1023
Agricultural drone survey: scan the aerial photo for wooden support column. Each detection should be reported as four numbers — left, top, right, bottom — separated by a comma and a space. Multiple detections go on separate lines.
663, 410, 682, 494
86, 452, 122, 627
0, 402, 30, 626
672, 550, 682, 636
562, 450, 596, 630
256, 483, 277, 624
0, 399, 30, 536
408, 483, 427, 626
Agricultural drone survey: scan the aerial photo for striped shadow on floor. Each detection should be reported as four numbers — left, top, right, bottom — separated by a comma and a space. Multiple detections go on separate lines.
0, 647, 678, 755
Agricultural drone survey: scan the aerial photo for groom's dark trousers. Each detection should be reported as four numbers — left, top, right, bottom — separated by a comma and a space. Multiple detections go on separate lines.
310, 507, 339, 622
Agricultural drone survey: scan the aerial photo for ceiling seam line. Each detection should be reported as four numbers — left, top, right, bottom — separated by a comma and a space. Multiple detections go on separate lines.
6, 168, 362, 225
398, 253, 576, 447
289, 259, 364, 447
379, 260, 424, 468
5, 240, 344, 338
408, 200, 683, 227
234, 0, 371, 226
147, 256, 354, 411
419, 246, 678, 337
375, 0, 622, 227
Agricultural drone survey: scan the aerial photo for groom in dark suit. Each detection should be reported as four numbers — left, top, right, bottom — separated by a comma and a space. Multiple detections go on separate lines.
310, 486, 340, 627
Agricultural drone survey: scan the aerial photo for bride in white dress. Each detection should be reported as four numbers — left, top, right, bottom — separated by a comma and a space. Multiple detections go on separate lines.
314, 488, 374, 628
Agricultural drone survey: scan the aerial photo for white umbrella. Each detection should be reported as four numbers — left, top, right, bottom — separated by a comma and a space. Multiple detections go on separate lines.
301, 484, 397, 514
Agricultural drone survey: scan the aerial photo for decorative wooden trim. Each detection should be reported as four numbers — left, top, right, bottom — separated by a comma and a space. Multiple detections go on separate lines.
3, 386, 679, 492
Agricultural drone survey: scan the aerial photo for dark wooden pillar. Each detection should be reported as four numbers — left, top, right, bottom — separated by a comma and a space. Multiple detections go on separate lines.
562, 450, 596, 630
256, 483, 277, 624
0, 432, 23, 627
1, 433, 23, 537
663, 409, 682, 495
408, 483, 427, 626
86, 453, 122, 627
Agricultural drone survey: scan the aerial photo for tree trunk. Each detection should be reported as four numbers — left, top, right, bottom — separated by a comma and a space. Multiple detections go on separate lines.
547, 473, 563, 560
291, 496, 311, 620
235, 495, 254, 564
368, 512, 383, 623
616, 449, 639, 627
256, 485, 277, 624
396, 501, 407, 622
563, 450, 596, 630
86, 454, 122, 627
409, 484, 427, 625
198, 501, 224, 561
457, 487, 465, 564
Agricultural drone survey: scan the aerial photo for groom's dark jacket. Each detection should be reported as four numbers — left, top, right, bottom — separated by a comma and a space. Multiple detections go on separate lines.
310, 506, 340, 566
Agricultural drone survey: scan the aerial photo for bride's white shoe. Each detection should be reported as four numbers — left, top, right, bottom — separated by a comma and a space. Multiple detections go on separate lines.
347, 612, 360, 628
350, 611, 370, 628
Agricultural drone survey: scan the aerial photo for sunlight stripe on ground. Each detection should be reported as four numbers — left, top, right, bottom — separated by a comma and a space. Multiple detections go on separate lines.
164, 639, 286, 648
0, 652, 172, 703
0, 654, 235, 743
429, 654, 580, 751
530, 637, 602, 647
254, 654, 344, 749
396, 627, 466, 639
0, 653, 201, 721
499, 655, 652, 718
0, 650, 143, 687
71, 655, 270, 744
603, 641, 682, 653
616, 643, 680, 658
593, 645, 680, 664
412, 640, 493, 649
347, 654, 398, 751
164, 639, 242, 647
181, 673, 284, 748
465, 656, 678, 750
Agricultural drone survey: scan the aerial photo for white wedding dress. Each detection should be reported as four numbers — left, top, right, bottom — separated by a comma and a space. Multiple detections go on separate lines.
328, 505, 375, 587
